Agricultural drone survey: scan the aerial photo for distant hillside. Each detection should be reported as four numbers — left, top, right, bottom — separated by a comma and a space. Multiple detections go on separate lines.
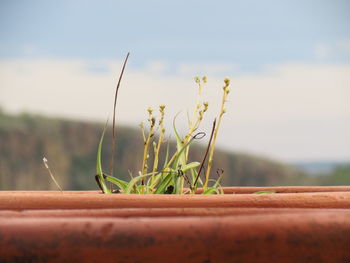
292, 161, 350, 175
0, 111, 319, 190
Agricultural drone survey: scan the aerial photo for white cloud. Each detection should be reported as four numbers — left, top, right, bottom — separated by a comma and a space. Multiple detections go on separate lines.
22, 45, 37, 56
314, 44, 331, 60
0, 58, 349, 162
339, 39, 350, 55
314, 39, 350, 60
144, 60, 170, 74
177, 62, 237, 77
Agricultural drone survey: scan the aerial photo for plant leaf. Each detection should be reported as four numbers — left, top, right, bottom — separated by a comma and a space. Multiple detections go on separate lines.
254, 190, 277, 194
96, 122, 111, 194
168, 132, 204, 170
149, 171, 165, 189
104, 175, 128, 192
155, 170, 175, 194
202, 187, 216, 194
172, 112, 187, 168
182, 162, 200, 173
125, 172, 155, 194
162, 139, 170, 170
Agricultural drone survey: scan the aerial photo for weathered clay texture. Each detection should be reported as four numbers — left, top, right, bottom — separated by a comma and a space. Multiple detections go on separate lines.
0, 212, 350, 263
0, 188, 349, 262
0, 191, 349, 210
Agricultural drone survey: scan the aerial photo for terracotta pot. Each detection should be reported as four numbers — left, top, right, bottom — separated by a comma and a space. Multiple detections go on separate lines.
1, 207, 349, 218
0, 190, 349, 210
2, 185, 349, 195
1, 188, 349, 262
211, 185, 350, 194
0, 211, 350, 263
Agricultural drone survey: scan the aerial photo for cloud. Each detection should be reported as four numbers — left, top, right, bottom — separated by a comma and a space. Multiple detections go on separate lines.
314, 44, 332, 60
339, 39, 350, 55
0, 58, 349, 161
313, 39, 350, 61
177, 62, 238, 77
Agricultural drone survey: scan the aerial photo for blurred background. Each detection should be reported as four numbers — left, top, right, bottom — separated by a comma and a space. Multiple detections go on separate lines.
0, 0, 349, 190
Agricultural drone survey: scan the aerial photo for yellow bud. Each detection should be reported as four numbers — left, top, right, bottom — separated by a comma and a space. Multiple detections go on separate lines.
194, 76, 200, 84
202, 76, 207, 83
151, 117, 156, 126
224, 78, 230, 86
147, 107, 153, 115
203, 101, 209, 112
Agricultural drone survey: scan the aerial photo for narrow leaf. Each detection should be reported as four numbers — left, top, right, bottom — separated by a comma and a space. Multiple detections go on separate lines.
104, 175, 128, 192
155, 171, 174, 194
96, 122, 111, 194
125, 172, 155, 194
254, 190, 277, 194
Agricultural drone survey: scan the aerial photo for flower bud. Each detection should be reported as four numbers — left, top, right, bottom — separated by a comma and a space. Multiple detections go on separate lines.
203, 101, 209, 110
224, 78, 230, 86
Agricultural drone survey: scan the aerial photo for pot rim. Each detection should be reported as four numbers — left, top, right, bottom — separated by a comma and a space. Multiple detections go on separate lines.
0, 191, 349, 210
2, 185, 350, 195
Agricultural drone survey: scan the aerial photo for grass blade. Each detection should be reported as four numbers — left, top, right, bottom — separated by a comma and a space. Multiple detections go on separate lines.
110, 52, 130, 184
182, 161, 200, 173
96, 122, 111, 194
254, 190, 277, 194
125, 172, 155, 194
202, 187, 216, 194
154, 170, 174, 194
104, 174, 129, 192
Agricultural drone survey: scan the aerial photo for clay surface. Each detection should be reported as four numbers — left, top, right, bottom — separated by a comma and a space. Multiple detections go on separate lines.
0, 207, 348, 217
0, 190, 349, 210
0, 188, 349, 262
0, 212, 350, 263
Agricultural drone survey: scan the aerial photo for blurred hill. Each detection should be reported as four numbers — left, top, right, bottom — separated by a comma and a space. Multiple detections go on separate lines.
0, 110, 348, 190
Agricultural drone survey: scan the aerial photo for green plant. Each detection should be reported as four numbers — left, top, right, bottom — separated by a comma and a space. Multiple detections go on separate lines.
95, 55, 231, 194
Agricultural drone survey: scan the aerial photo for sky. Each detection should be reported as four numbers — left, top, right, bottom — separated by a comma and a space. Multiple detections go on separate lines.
0, 0, 350, 162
